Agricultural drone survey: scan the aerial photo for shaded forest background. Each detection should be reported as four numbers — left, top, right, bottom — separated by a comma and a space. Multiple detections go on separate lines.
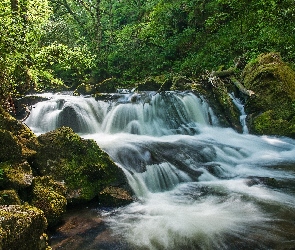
1, 0, 295, 102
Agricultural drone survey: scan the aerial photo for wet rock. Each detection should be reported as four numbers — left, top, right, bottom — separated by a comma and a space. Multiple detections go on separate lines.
98, 186, 134, 206
0, 205, 49, 250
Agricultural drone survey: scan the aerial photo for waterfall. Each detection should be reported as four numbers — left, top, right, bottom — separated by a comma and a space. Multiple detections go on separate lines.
26, 92, 295, 250
26, 92, 217, 136
229, 93, 249, 133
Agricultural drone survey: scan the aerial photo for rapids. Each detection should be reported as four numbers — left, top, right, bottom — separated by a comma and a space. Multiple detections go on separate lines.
25, 92, 295, 250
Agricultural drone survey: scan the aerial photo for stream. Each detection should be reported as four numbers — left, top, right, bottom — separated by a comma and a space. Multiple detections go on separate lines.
25, 91, 295, 250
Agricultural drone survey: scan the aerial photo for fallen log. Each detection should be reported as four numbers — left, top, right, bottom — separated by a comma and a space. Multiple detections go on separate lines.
212, 67, 236, 77
229, 76, 255, 96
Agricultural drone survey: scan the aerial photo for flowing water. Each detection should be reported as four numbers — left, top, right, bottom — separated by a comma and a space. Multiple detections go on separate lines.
25, 92, 295, 250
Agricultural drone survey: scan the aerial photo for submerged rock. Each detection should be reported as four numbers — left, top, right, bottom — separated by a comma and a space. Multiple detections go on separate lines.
243, 53, 295, 137
0, 205, 49, 250
32, 127, 133, 204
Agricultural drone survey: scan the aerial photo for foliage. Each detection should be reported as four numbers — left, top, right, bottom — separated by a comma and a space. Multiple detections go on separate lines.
1, 0, 295, 100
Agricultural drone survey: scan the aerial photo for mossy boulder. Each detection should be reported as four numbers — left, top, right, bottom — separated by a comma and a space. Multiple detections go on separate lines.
243, 53, 295, 137
98, 186, 134, 206
171, 76, 193, 91
137, 77, 163, 91
0, 205, 49, 250
0, 161, 33, 190
0, 107, 38, 159
0, 190, 21, 205
74, 83, 96, 96
95, 77, 118, 93
31, 176, 67, 227
32, 127, 132, 204
0, 129, 22, 162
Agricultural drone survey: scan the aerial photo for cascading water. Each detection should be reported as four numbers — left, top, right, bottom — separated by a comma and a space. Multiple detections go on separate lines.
26, 92, 295, 250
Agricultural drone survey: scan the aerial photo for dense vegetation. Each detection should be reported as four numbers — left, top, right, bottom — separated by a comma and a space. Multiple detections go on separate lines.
1, 0, 295, 105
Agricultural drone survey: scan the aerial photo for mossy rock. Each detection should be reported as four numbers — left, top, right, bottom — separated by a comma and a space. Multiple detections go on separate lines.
0, 107, 38, 159
95, 77, 118, 93
74, 83, 96, 96
0, 129, 22, 162
171, 76, 193, 91
98, 186, 134, 206
242, 53, 295, 137
0, 190, 21, 205
0, 161, 33, 190
31, 176, 67, 227
137, 76, 166, 91
32, 127, 132, 204
0, 205, 48, 250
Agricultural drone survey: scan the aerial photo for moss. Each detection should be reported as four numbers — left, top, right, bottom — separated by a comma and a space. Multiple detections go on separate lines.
31, 176, 67, 227
0, 107, 38, 159
95, 77, 118, 93
98, 186, 134, 206
32, 127, 132, 204
0, 161, 33, 190
0, 129, 22, 162
0, 190, 21, 205
171, 76, 193, 91
242, 53, 295, 137
74, 83, 96, 96
0, 205, 48, 250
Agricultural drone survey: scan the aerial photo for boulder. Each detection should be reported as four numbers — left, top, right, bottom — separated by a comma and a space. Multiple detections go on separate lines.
0, 161, 33, 190
0, 190, 21, 205
0, 205, 49, 250
31, 176, 67, 227
242, 53, 295, 137
32, 127, 132, 204
74, 83, 96, 96
0, 107, 38, 159
95, 78, 118, 93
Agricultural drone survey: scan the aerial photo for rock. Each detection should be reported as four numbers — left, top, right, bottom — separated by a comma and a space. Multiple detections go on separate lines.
137, 76, 165, 91
95, 78, 118, 93
0, 161, 33, 190
0, 205, 49, 250
0, 129, 22, 162
31, 176, 67, 227
0, 107, 38, 159
98, 186, 134, 206
32, 127, 132, 204
243, 53, 295, 137
0, 190, 21, 205
74, 83, 96, 96
171, 76, 193, 91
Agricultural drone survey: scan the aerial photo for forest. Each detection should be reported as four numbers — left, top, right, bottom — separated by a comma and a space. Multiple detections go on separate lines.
1, 0, 295, 104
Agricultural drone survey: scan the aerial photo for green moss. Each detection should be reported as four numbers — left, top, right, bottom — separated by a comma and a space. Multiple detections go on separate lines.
0, 107, 38, 159
0, 129, 22, 162
33, 127, 131, 204
243, 53, 295, 137
98, 186, 134, 206
0, 190, 21, 205
0, 205, 48, 250
31, 176, 67, 227
0, 161, 33, 190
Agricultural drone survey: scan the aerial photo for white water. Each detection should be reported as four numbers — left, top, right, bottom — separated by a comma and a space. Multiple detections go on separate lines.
26, 92, 295, 249
229, 93, 249, 134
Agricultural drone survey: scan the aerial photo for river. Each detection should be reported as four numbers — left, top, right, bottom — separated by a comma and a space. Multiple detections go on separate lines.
25, 91, 295, 249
